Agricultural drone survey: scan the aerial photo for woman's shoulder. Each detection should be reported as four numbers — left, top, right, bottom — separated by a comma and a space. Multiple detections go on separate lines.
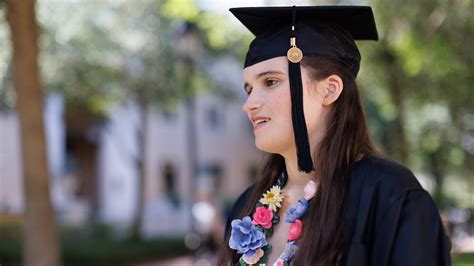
350, 154, 424, 197
346, 155, 451, 265
231, 184, 255, 214
228, 185, 256, 220
224, 184, 256, 240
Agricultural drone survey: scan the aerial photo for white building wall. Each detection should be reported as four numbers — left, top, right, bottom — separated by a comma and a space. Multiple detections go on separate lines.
0, 93, 65, 214
0, 112, 24, 213
98, 103, 140, 227
194, 94, 262, 198
44, 93, 67, 211
142, 104, 192, 236
139, 92, 263, 236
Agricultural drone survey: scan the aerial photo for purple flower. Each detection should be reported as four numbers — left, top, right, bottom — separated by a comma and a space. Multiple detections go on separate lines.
281, 241, 299, 261
229, 216, 267, 257
285, 197, 309, 223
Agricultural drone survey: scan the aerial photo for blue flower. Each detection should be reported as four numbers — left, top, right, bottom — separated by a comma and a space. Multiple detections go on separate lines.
285, 197, 309, 223
229, 216, 267, 257
281, 241, 299, 261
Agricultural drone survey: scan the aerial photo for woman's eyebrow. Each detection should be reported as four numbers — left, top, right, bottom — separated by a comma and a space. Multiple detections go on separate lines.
255, 70, 285, 79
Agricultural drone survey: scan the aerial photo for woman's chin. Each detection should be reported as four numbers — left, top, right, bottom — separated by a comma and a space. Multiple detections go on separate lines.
255, 139, 271, 153
255, 139, 287, 154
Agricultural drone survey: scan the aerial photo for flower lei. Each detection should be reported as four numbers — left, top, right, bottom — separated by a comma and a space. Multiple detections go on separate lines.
229, 172, 318, 265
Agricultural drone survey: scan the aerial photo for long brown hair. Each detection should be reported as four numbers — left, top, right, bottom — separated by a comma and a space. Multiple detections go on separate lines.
216, 57, 376, 265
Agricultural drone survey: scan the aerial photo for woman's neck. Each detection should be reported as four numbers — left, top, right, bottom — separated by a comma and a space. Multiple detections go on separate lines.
283, 155, 315, 192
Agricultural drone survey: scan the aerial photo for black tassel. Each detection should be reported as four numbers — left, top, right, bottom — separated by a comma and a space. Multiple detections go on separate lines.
289, 61, 314, 173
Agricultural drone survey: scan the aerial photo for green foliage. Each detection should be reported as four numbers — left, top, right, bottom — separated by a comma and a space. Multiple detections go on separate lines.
0, 6, 13, 110
38, 2, 129, 116
160, 0, 248, 55
31, 0, 247, 118
358, 0, 474, 205
160, 0, 199, 21
453, 252, 474, 266
36, 0, 209, 117
62, 237, 189, 266
0, 223, 190, 266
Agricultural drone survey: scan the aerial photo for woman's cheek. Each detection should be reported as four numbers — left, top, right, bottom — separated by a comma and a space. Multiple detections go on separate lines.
254, 117, 295, 154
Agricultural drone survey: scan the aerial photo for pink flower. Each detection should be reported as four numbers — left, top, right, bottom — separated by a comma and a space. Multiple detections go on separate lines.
276, 258, 284, 266
242, 248, 264, 264
252, 206, 273, 229
288, 219, 302, 241
304, 180, 317, 200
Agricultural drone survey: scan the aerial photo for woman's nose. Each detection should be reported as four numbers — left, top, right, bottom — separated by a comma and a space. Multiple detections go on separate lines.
242, 91, 263, 113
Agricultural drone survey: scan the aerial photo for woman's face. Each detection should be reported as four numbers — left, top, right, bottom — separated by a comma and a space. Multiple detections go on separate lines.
242, 56, 327, 156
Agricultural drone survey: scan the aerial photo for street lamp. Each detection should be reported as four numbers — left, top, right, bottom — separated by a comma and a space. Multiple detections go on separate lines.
174, 21, 203, 238
175, 22, 203, 67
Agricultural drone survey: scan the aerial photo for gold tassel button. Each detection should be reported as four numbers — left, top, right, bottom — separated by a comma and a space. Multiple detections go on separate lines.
287, 37, 303, 63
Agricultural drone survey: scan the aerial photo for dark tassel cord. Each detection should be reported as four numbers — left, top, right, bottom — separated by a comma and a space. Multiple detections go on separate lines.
289, 61, 314, 173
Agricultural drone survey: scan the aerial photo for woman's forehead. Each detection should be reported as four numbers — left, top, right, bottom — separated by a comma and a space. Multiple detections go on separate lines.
243, 56, 288, 81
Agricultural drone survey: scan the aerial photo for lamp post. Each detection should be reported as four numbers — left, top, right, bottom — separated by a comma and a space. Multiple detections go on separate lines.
124, 55, 149, 240
174, 22, 203, 236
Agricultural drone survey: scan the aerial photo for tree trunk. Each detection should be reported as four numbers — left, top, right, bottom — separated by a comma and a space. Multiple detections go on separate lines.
131, 93, 149, 240
378, 45, 410, 164
5, 0, 61, 265
429, 150, 445, 207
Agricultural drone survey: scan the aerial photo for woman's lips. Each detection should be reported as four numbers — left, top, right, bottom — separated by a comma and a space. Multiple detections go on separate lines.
250, 116, 271, 132
254, 121, 269, 131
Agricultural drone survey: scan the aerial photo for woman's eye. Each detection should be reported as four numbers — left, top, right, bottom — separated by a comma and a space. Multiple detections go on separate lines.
266, 79, 278, 87
243, 84, 252, 95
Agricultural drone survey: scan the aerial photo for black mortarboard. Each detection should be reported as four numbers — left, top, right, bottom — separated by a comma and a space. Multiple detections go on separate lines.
230, 6, 378, 172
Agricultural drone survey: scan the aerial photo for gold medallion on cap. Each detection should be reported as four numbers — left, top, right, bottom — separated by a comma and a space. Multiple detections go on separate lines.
287, 37, 303, 63
287, 47, 303, 63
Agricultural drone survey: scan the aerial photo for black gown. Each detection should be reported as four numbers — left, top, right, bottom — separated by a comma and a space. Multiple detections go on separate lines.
224, 155, 452, 265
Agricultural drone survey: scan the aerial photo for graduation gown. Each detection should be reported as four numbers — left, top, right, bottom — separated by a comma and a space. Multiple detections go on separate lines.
225, 155, 452, 265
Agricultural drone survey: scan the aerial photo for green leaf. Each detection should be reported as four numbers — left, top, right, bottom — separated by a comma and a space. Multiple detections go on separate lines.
265, 244, 273, 254
259, 254, 268, 264
239, 257, 248, 266
266, 228, 273, 237
272, 213, 280, 224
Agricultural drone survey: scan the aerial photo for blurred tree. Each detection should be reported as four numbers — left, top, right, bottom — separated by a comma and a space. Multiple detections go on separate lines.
0, 4, 13, 111
120, 1, 184, 240
38, 1, 128, 221
34, 0, 246, 239
38, 1, 182, 239
5, 0, 61, 265
35, 0, 229, 239
361, 0, 474, 206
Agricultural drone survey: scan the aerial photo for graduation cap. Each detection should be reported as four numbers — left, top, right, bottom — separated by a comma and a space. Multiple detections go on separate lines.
230, 6, 378, 173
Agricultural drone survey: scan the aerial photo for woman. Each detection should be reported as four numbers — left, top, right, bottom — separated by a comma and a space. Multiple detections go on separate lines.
217, 6, 451, 266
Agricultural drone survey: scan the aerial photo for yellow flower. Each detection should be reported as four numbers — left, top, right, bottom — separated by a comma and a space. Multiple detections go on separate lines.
259, 185, 284, 212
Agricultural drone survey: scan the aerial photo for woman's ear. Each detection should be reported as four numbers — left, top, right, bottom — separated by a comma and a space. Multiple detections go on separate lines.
322, 75, 344, 106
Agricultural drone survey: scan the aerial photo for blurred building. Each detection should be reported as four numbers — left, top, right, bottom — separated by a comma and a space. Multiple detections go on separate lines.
97, 91, 262, 236
0, 56, 263, 236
